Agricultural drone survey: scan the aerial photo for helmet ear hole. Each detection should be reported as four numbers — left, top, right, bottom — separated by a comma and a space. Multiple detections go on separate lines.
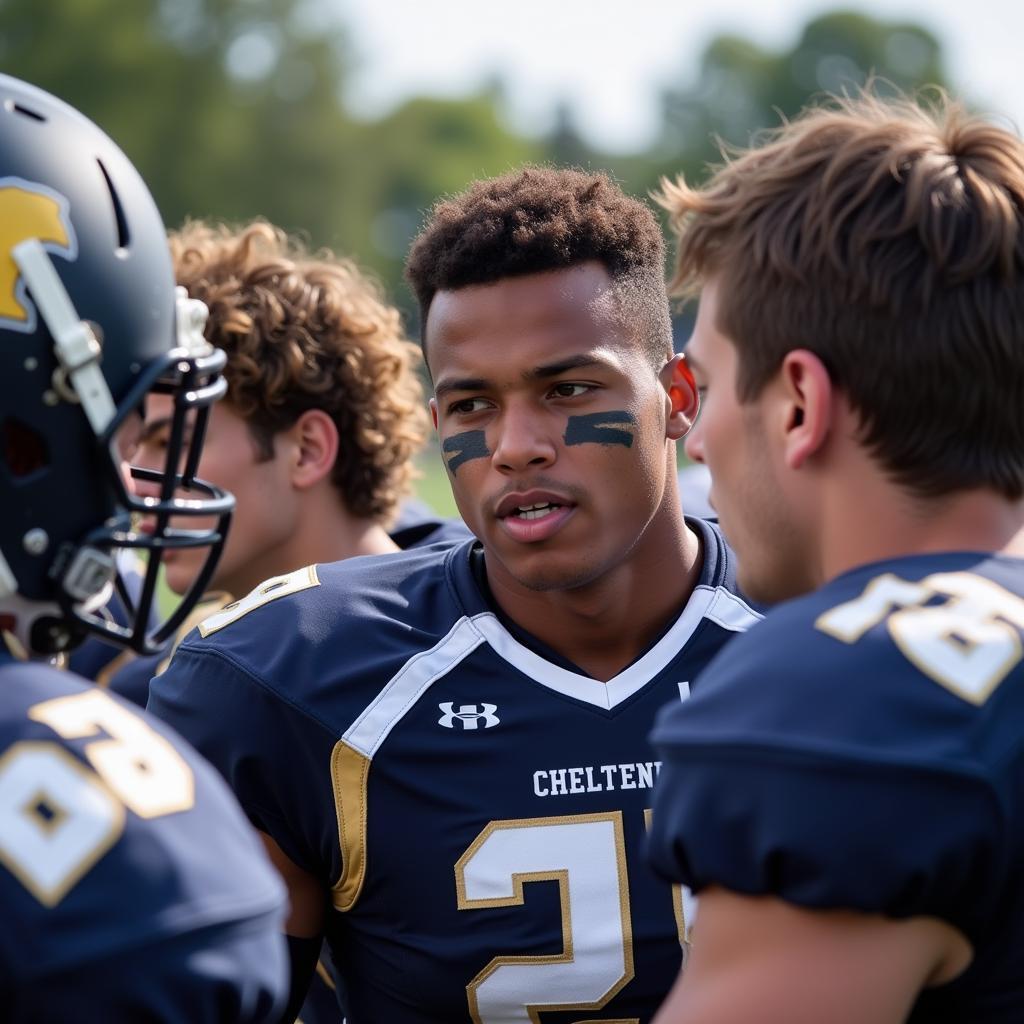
1, 417, 49, 479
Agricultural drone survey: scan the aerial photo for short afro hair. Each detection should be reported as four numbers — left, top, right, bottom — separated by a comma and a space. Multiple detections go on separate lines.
405, 166, 672, 366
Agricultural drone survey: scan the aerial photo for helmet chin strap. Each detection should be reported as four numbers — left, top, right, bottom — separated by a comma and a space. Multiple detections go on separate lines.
12, 238, 116, 435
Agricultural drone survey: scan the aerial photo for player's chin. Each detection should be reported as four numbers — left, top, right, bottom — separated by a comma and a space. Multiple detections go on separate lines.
510, 553, 603, 594
162, 554, 201, 600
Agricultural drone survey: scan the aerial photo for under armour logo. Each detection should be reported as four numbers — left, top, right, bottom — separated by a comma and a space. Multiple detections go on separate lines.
438, 702, 500, 730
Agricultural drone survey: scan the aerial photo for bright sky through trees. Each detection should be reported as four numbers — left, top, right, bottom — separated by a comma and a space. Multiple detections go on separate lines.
341, 0, 1024, 150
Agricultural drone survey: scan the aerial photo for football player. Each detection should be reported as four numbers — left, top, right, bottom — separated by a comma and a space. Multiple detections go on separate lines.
0, 74, 287, 1019
649, 94, 1024, 1023
124, 219, 468, 1023
147, 167, 761, 1022
102, 219, 467, 708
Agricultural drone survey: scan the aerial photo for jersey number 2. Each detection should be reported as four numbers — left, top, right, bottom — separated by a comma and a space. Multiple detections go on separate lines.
455, 810, 692, 1023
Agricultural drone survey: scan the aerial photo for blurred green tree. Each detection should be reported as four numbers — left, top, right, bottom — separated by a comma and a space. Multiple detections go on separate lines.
0, 0, 538, 315
0, 2, 953, 324
0, 2, 960, 505
342, 90, 543, 321
638, 9, 950, 193
0, 0, 360, 234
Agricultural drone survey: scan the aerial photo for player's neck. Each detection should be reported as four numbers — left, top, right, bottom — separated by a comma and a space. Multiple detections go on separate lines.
821, 476, 1024, 583
217, 499, 399, 598
485, 511, 703, 683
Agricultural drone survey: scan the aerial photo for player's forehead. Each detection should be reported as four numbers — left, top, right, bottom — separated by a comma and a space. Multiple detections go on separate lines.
687, 278, 731, 372
425, 262, 638, 383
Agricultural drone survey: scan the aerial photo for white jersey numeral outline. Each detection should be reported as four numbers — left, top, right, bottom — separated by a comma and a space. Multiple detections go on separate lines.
0, 690, 195, 906
455, 810, 691, 1022
817, 570, 1024, 704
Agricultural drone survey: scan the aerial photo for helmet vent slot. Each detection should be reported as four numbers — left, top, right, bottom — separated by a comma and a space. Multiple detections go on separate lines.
1, 417, 50, 479
97, 158, 131, 251
5, 100, 46, 122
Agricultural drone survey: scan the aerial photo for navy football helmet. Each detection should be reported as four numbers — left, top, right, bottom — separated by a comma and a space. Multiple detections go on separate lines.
0, 75, 233, 657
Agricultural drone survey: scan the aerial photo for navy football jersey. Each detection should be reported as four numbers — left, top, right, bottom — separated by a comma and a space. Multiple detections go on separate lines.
649, 553, 1024, 1023
104, 515, 470, 710
148, 518, 759, 1022
388, 503, 473, 549
0, 652, 288, 1021
99, 593, 233, 707
108, 516, 466, 1024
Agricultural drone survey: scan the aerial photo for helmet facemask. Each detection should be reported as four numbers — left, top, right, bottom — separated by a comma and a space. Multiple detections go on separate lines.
0, 260, 233, 657
0, 74, 235, 660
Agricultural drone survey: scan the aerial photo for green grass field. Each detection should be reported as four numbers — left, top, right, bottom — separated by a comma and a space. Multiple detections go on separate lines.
412, 448, 459, 517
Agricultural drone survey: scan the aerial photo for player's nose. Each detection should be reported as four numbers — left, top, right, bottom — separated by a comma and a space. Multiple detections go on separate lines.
492, 404, 556, 473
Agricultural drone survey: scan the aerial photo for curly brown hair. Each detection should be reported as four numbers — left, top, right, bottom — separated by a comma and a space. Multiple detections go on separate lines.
405, 166, 672, 367
170, 220, 428, 522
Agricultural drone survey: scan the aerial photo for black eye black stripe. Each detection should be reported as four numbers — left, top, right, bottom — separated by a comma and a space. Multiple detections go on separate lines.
442, 430, 490, 473
564, 411, 636, 448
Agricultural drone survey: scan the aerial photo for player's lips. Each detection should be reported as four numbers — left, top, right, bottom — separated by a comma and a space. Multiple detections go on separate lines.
494, 490, 576, 543
495, 489, 573, 518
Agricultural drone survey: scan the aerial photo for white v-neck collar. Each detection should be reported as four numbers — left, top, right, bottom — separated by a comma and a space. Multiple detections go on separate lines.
469, 584, 757, 710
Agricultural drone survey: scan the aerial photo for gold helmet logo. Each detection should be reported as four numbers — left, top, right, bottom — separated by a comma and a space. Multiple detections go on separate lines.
0, 177, 77, 331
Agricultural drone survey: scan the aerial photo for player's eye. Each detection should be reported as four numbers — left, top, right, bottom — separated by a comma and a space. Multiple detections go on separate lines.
448, 397, 490, 416
549, 382, 591, 399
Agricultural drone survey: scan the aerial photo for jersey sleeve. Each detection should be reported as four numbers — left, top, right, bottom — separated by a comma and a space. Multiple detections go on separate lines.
148, 643, 342, 882
646, 617, 1009, 944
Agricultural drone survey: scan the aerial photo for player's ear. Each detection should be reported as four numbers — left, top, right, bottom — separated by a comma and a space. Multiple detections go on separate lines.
661, 353, 699, 441
290, 409, 339, 489
778, 349, 832, 470
429, 398, 439, 432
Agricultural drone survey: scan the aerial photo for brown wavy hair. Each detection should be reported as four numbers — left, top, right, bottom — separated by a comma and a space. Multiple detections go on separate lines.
405, 166, 672, 368
170, 220, 428, 521
658, 92, 1024, 500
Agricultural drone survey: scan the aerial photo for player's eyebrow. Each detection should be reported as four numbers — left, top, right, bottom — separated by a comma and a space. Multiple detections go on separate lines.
526, 354, 610, 380
434, 354, 613, 402
433, 377, 489, 403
